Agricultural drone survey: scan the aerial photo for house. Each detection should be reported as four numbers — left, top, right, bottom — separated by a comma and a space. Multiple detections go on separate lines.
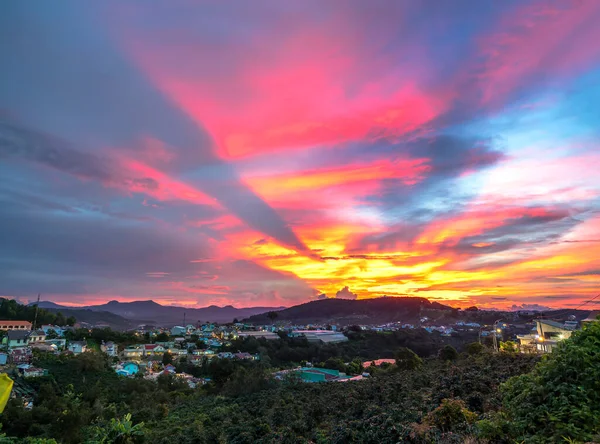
517, 319, 577, 353
101, 341, 118, 357
3, 330, 30, 349
234, 352, 254, 360
30, 343, 57, 353
217, 352, 234, 359
170, 326, 186, 336
41, 325, 65, 337
0, 352, 8, 365
292, 330, 348, 344
68, 341, 87, 354
0, 320, 32, 331
29, 329, 46, 344
164, 364, 176, 373
22, 367, 45, 378
122, 346, 143, 359
45, 338, 67, 350
167, 348, 188, 357
582, 311, 600, 324
237, 331, 280, 340
143, 344, 165, 356
10, 348, 32, 364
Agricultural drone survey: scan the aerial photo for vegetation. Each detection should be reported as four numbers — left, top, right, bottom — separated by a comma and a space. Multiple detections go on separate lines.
2, 302, 600, 443
499, 320, 600, 443
0, 298, 75, 327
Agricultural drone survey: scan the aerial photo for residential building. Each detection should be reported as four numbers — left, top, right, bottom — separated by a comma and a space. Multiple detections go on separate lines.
122, 346, 143, 359
143, 344, 165, 356
517, 319, 576, 353
238, 331, 280, 340
0, 320, 32, 331
10, 348, 32, 364
292, 330, 348, 343
22, 367, 45, 378
3, 330, 30, 349
41, 325, 66, 337
68, 341, 87, 354
170, 326, 186, 336
46, 338, 67, 350
0, 352, 8, 365
582, 311, 600, 324
29, 329, 46, 344
101, 341, 118, 357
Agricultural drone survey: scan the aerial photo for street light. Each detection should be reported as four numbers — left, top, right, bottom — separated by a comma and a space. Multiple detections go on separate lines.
492, 319, 503, 352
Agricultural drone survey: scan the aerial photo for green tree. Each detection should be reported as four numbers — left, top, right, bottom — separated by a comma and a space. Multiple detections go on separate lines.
395, 347, 422, 370
466, 342, 484, 355
155, 332, 169, 342
88, 413, 145, 444
499, 340, 517, 353
501, 321, 600, 443
162, 352, 173, 365
439, 345, 458, 361
424, 398, 477, 433
266, 311, 278, 323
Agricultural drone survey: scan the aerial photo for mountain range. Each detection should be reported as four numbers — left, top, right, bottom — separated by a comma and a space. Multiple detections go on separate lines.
245, 297, 453, 325
36, 300, 285, 326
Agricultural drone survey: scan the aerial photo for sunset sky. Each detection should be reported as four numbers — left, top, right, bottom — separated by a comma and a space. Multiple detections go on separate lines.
1, 1, 599, 309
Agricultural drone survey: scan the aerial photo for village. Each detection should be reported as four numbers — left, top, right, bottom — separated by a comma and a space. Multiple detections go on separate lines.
2, 310, 596, 387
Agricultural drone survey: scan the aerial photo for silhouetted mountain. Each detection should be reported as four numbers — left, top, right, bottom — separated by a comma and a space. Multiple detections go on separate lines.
245, 297, 453, 325
36, 300, 284, 325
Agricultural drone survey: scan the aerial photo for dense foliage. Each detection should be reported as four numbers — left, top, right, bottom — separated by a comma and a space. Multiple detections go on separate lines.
499, 320, 600, 443
1, 349, 539, 443
225, 328, 477, 368
0, 298, 75, 327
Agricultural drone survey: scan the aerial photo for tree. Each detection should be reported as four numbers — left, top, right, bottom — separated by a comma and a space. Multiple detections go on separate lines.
155, 332, 169, 342
66, 316, 77, 327
424, 398, 477, 433
501, 321, 600, 442
266, 311, 278, 323
162, 352, 173, 365
233, 318, 239, 324
439, 345, 458, 361
395, 347, 422, 370
89, 413, 145, 444
466, 342, 484, 355
499, 340, 517, 353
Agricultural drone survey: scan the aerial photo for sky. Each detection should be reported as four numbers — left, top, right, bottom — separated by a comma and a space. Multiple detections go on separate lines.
1, 1, 599, 310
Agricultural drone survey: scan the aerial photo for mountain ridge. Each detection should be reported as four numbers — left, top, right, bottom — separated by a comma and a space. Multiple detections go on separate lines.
34, 300, 285, 326
245, 296, 453, 325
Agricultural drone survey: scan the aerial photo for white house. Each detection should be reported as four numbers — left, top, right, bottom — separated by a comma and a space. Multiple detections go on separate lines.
101, 341, 118, 357
170, 326, 186, 336
68, 341, 87, 354
29, 330, 47, 344
143, 344, 165, 356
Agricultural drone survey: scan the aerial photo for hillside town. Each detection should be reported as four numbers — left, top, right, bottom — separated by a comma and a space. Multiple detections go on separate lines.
2, 309, 596, 389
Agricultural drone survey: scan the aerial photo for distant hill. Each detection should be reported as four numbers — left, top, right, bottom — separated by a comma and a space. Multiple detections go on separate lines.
43, 308, 148, 330
245, 297, 453, 325
36, 300, 284, 326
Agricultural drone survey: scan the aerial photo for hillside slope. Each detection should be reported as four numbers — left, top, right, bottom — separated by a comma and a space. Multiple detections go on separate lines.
245, 297, 452, 325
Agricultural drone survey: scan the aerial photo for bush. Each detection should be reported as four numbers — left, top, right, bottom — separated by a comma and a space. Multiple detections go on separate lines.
424, 398, 477, 432
439, 345, 458, 361
465, 342, 484, 355
395, 347, 423, 370
501, 321, 600, 442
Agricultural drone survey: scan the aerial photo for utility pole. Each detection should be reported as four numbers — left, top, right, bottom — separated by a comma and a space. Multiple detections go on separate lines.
183, 311, 186, 327
32, 293, 41, 330
493, 319, 502, 352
